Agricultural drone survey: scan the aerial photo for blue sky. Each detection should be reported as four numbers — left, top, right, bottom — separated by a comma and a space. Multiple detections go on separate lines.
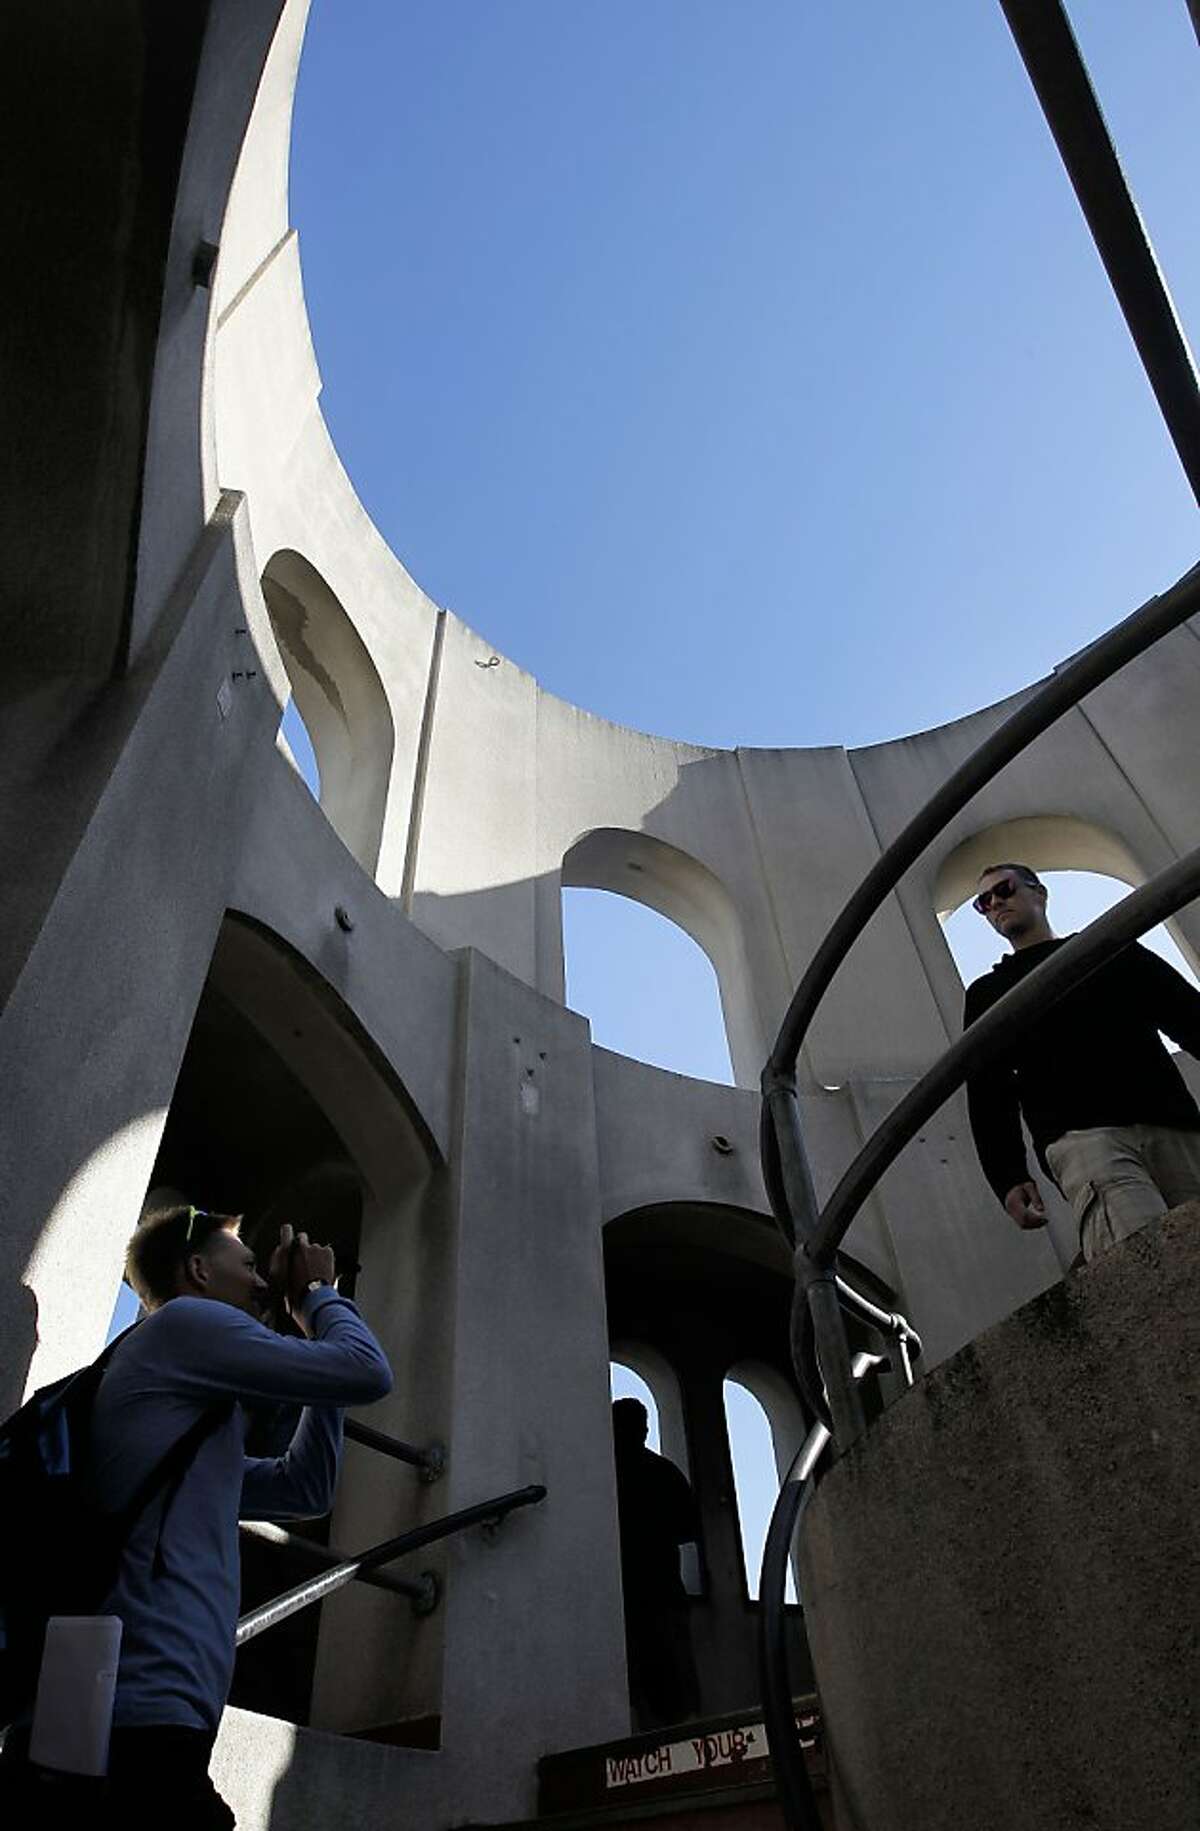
286, 0, 1198, 1081
291, 0, 1198, 755
610, 1359, 795, 1602
284, 6, 1199, 1578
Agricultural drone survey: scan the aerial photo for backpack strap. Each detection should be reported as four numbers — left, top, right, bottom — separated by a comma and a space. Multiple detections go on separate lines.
117, 1402, 236, 1541
91, 1318, 232, 1538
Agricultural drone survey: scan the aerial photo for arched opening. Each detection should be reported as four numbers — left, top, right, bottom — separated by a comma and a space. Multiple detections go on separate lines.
610, 1359, 661, 1446
604, 1202, 810, 1719
611, 1342, 702, 1596
723, 1364, 805, 1603
261, 550, 393, 875
128, 911, 442, 1745
279, 695, 321, 799
944, 869, 1200, 992
565, 888, 734, 1084
935, 816, 1199, 991
562, 828, 762, 1087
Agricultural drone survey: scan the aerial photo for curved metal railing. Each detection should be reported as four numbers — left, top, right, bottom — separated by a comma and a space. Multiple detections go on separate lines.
235, 1418, 543, 1650
762, 571, 1200, 1123
811, 850, 1200, 1260
761, 564, 1200, 1438
344, 1415, 446, 1483
757, 1352, 894, 1831
236, 1483, 546, 1646
783, 844, 1200, 1431
764, 567, 1200, 1436
756, 6, 1200, 1816
240, 1520, 440, 1612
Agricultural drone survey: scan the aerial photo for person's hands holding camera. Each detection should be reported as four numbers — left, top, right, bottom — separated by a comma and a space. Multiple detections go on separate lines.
267, 1223, 337, 1335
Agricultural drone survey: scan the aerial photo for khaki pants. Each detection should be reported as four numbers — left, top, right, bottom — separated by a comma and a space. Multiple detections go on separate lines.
1045, 1123, 1200, 1262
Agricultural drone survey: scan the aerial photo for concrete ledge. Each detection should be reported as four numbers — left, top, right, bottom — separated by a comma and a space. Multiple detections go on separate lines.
799, 1205, 1200, 1831
212, 1707, 444, 1831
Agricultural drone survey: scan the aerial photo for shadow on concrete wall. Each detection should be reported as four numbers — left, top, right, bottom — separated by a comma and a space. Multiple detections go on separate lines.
12, 743, 1200, 1820
403, 751, 787, 1092
262, 551, 395, 880
7, 1284, 39, 1409
1, 905, 441, 1394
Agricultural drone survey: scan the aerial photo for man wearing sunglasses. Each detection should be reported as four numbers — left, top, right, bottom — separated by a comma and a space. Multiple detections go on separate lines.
963, 862, 1200, 1262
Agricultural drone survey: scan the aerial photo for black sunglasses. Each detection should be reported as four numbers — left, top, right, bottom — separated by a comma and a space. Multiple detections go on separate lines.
972, 876, 1025, 914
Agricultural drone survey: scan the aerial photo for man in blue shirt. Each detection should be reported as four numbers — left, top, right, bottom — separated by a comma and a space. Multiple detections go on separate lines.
25, 1204, 392, 1827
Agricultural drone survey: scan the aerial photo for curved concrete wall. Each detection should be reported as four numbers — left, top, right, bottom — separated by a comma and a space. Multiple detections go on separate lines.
211, 0, 1200, 1098
261, 547, 395, 874
3, 5, 1200, 1827
798, 1207, 1200, 1831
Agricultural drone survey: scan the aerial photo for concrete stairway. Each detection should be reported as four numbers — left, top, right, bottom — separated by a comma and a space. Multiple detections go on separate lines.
470, 1697, 832, 1831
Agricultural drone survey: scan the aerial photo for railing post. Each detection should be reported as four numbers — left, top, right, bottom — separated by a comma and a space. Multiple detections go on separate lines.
999, 0, 1200, 507
801, 1265, 866, 1452
757, 1353, 885, 1831
757, 1426, 833, 1831
765, 1072, 866, 1451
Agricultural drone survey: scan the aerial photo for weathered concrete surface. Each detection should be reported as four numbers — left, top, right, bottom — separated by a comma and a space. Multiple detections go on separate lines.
799, 1205, 1200, 1831
8, 2, 1200, 1825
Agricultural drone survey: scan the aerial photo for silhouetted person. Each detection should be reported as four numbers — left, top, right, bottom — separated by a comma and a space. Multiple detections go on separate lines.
611, 1397, 701, 1729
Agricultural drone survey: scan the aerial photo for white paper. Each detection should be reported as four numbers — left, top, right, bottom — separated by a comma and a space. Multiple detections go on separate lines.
29, 1615, 122, 1777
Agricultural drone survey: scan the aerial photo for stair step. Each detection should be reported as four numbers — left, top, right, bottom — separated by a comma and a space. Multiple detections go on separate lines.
530, 1697, 825, 1825
470, 1782, 788, 1831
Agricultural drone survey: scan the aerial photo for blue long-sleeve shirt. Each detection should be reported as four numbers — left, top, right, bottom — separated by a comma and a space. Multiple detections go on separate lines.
86, 1287, 392, 1731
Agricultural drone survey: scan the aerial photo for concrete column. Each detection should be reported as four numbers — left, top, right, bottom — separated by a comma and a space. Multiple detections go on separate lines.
431, 950, 628, 1819
409, 623, 541, 987
0, 503, 280, 1409
678, 1361, 759, 1717
736, 749, 953, 1087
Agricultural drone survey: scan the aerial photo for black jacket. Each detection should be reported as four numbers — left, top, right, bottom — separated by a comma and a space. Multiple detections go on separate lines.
613, 1444, 699, 1607
963, 937, 1200, 1202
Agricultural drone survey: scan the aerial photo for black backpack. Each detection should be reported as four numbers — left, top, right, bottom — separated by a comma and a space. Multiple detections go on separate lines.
0, 1328, 229, 1728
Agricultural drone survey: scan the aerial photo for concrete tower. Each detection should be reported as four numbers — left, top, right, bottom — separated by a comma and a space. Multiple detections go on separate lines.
3, 6, 1198, 1828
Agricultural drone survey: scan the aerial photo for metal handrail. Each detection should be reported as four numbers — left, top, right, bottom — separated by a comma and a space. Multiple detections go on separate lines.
239, 1520, 437, 1610
759, 0, 1200, 1448
779, 795, 1200, 1438
787, 1270, 923, 1430
760, 565, 1200, 1439
813, 847, 1200, 1263
753, 9, 1200, 1823
757, 1352, 894, 1831
763, 560, 1200, 1442
998, 0, 1200, 505
834, 1277, 921, 1383
344, 1416, 446, 1482
234, 1423, 448, 1635
235, 1484, 546, 1646
762, 566, 1200, 1115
